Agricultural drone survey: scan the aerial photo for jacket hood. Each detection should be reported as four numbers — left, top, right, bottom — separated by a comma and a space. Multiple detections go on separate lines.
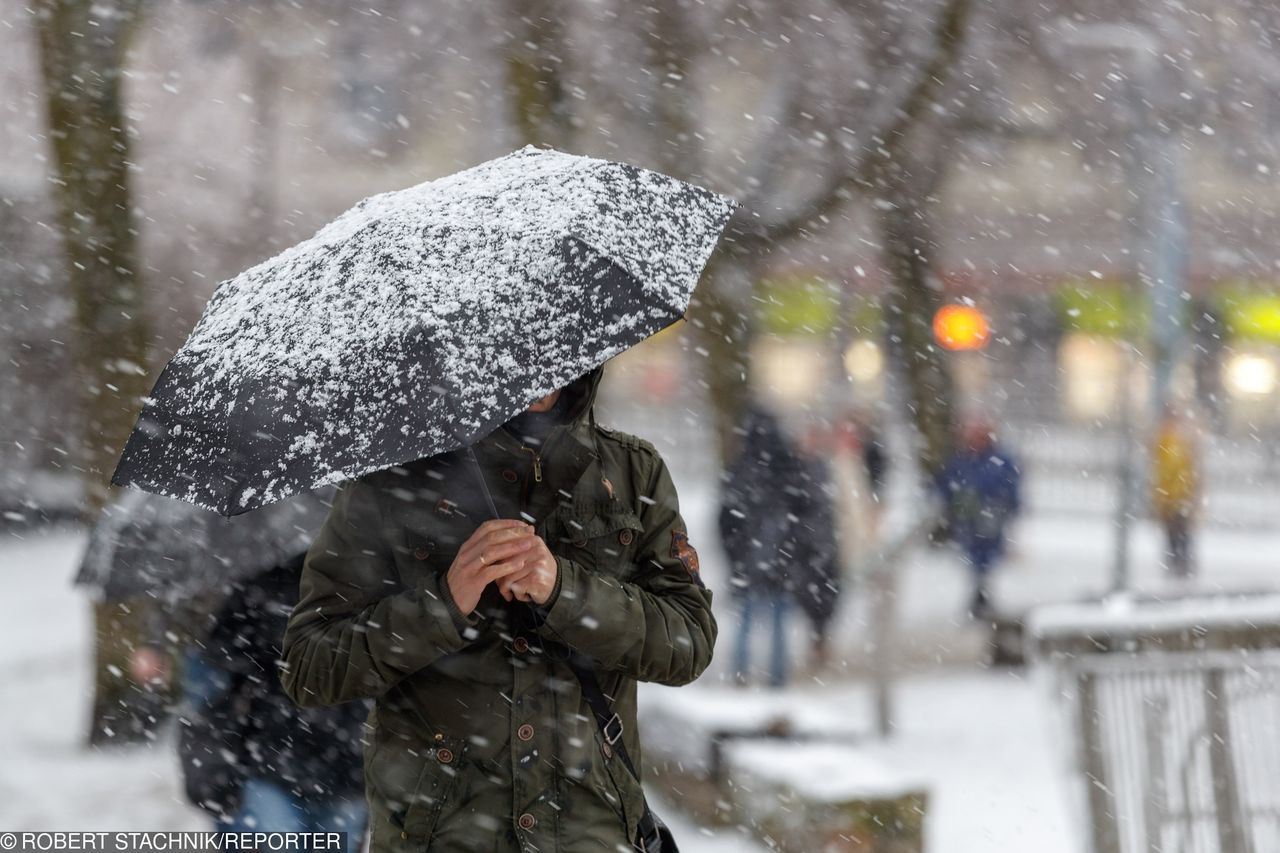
496, 366, 604, 452
560, 366, 605, 427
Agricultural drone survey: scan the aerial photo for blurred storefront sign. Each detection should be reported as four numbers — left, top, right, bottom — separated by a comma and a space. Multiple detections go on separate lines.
749, 273, 886, 411
1058, 283, 1147, 337
1222, 292, 1280, 342
609, 268, 1280, 432
1047, 283, 1280, 427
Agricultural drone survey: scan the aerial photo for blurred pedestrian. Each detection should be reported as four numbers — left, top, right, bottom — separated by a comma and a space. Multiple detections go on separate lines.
177, 554, 369, 849
719, 404, 806, 687
792, 426, 842, 674
935, 416, 1022, 620
830, 410, 889, 558
1151, 408, 1201, 579
860, 417, 889, 523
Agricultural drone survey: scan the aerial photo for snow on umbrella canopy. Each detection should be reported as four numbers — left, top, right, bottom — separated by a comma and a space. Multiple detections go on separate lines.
113, 146, 736, 515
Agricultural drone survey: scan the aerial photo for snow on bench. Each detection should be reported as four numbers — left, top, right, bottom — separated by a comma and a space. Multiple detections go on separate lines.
1028, 591, 1280, 658
640, 684, 861, 773
726, 741, 927, 853
640, 685, 928, 852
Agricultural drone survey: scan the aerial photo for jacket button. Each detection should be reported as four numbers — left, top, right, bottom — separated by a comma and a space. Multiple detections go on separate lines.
517, 724, 535, 741
436, 748, 454, 764
400, 832, 407, 840
517, 813, 536, 830
502, 469, 519, 483
601, 741, 613, 759
413, 546, 430, 560
618, 529, 634, 546
513, 637, 530, 654
572, 538, 588, 548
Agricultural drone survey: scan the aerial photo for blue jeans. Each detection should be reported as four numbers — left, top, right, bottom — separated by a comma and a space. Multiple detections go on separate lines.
733, 591, 789, 687
220, 778, 367, 851
180, 648, 232, 713
182, 651, 367, 850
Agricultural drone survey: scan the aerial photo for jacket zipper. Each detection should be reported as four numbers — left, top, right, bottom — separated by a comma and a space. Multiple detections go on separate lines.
522, 446, 543, 482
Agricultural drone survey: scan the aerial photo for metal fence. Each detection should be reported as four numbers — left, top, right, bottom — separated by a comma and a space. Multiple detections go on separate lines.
1034, 600, 1280, 853
1066, 652, 1280, 853
1005, 422, 1280, 531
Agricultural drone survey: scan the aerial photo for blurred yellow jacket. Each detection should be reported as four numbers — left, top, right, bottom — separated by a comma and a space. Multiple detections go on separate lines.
1151, 423, 1199, 519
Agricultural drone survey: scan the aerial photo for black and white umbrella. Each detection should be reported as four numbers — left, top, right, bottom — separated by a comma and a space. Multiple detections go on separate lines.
75, 489, 334, 602
113, 147, 735, 515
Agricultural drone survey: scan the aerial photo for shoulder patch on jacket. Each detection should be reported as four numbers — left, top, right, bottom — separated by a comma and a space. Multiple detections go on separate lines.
595, 425, 654, 454
670, 530, 704, 586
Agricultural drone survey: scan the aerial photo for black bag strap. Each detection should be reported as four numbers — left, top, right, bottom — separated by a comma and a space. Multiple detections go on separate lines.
564, 651, 641, 781
562, 650, 665, 850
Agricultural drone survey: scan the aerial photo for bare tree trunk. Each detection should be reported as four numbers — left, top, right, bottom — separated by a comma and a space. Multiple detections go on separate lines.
687, 247, 757, 461
876, 177, 954, 474
718, 0, 973, 473
33, 0, 156, 745
503, 0, 573, 149
248, 1, 281, 255
637, 1, 696, 178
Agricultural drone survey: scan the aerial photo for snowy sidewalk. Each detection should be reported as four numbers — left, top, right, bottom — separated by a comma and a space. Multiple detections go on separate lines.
0, 531, 206, 831
641, 672, 1077, 853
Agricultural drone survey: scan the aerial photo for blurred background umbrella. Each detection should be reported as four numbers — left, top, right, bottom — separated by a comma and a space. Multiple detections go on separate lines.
112, 146, 734, 516
75, 488, 334, 604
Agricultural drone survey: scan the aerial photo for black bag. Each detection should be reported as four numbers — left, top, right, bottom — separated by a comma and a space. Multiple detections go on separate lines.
635, 804, 677, 853
177, 658, 252, 818
565, 652, 678, 853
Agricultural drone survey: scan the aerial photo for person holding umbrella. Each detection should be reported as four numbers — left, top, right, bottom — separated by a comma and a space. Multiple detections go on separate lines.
283, 367, 713, 851
112, 148, 735, 853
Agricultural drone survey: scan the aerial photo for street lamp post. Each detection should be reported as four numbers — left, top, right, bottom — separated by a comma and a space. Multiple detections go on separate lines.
1055, 22, 1189, 593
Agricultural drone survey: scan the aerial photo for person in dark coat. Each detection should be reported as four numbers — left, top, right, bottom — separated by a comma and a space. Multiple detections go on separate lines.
280, 369, 715, 853
935, 416, 1022, 620
179, 554, 369, 846
790, 427, 842, 672
862, 423, 888, 511
719, 404, 811, 687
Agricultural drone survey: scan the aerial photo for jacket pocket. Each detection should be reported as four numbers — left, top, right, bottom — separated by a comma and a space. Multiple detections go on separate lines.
366, 733, 467, 842
553, 506, 645, 579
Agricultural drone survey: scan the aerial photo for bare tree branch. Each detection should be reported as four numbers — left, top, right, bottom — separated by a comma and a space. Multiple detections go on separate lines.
734, 0, 975, 245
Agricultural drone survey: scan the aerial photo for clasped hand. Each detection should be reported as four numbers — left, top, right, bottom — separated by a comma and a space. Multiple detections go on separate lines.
445, 519, 558, 615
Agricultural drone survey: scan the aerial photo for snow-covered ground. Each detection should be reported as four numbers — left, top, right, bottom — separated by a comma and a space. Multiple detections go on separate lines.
0, 530, 207, 831
3, 494, 1277, 851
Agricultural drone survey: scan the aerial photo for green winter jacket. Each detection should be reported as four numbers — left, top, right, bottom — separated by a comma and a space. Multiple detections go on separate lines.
280, 370, 716, 852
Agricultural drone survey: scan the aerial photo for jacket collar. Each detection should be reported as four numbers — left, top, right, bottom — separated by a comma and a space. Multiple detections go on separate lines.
478, 366, 605, 497
475, 417, 599, 508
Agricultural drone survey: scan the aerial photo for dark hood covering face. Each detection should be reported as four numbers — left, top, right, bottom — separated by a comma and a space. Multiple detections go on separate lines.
504, 367, 603, 447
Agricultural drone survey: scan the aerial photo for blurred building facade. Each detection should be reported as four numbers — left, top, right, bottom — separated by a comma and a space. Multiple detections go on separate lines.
4, 0, 1280, 526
